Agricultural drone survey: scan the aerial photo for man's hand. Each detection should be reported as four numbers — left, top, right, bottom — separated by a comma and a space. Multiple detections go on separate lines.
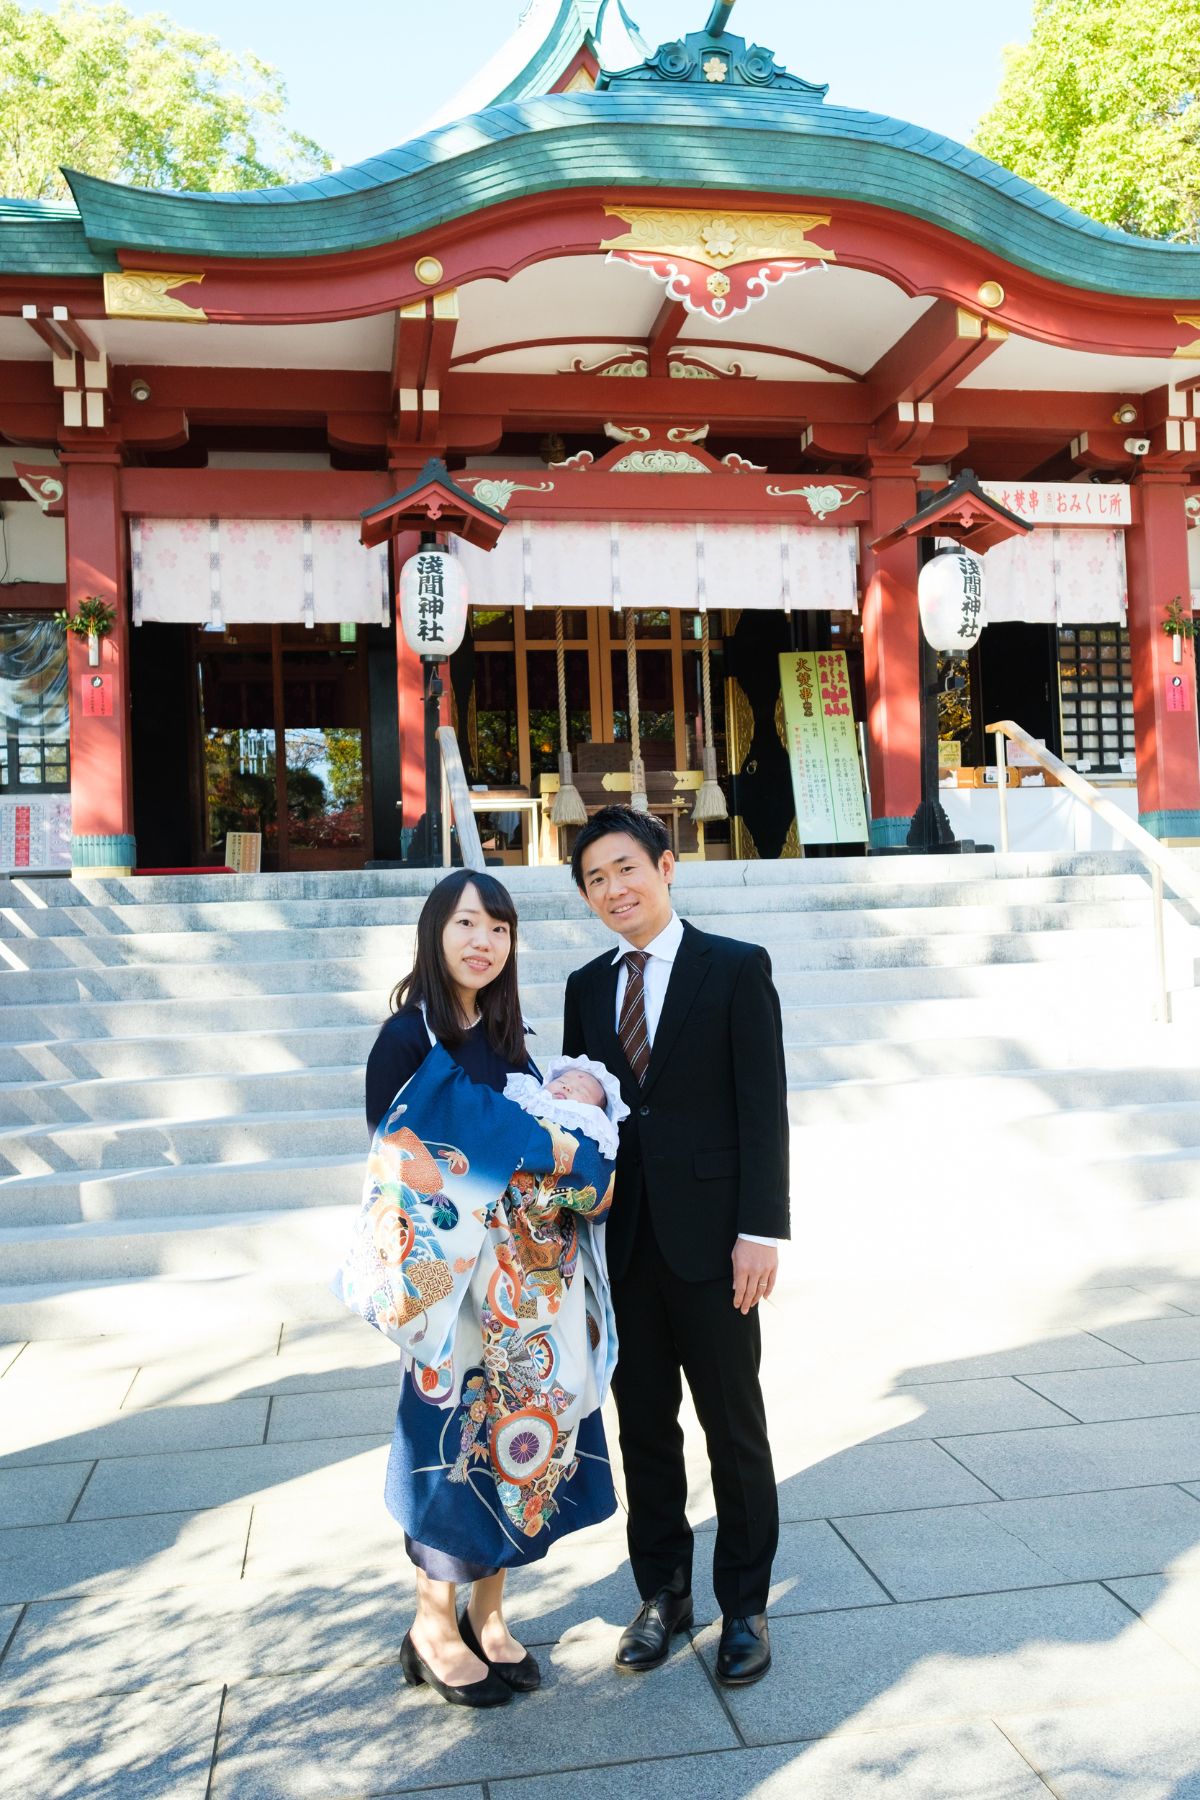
731, 1239, 778, 1315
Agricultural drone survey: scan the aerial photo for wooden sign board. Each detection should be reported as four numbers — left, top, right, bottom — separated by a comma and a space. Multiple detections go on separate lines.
779, 651, 869, 846
225, 831, 262, 873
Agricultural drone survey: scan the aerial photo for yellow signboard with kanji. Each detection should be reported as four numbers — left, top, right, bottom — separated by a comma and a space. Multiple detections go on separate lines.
778, 651, 868, 845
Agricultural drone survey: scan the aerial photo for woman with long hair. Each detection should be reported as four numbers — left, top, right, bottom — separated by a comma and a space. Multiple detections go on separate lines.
361, 868, 617, 1707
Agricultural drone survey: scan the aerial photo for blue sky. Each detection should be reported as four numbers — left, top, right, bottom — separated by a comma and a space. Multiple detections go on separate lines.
58, 0, 1034, 168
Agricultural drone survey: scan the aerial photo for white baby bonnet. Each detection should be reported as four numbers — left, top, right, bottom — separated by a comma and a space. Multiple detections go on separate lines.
504, 1054, 630, 1162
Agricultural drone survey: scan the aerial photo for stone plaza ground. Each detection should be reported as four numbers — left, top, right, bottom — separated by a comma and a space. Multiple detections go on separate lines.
3, 1153, 1200, 1799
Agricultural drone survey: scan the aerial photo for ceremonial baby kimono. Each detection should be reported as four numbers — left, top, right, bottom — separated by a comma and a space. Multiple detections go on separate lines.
334, 1043, 618, 1569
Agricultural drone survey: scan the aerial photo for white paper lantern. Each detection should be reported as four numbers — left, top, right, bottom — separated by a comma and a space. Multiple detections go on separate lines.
399, 548, 468, 659
918, 547, 987, 651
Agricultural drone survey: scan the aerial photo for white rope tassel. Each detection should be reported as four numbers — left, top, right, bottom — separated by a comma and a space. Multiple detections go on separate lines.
626, 603, 648, 813
692, 608, 728, 822
549, 607, 587, 827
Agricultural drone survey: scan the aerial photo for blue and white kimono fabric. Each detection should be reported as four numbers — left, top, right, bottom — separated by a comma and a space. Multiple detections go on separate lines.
333, 1044, 618, 1566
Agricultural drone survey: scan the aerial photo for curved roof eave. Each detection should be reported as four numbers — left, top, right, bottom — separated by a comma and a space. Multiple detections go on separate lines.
12, 90, 1200, 301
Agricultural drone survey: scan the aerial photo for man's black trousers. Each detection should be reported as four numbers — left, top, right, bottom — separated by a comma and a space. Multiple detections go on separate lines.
609, 1203, 779, 1618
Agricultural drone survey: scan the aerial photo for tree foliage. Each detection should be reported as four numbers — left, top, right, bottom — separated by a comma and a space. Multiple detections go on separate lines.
0, 0, 330, 199
973, 0, 1200, 241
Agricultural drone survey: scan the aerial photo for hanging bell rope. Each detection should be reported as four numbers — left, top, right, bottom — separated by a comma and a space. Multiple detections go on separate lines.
692, 608, 728, 823
625, 606, 649, 813
548, 607, 587, 828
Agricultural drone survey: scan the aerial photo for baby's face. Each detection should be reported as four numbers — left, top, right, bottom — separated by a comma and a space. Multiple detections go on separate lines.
546, 1071, 606, 1108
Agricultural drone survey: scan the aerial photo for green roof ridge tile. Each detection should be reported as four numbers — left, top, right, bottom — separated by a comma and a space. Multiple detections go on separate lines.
0, 87, 1197, 296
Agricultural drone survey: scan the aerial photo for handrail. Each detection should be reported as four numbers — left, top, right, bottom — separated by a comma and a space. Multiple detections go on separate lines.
435, 725, 487, 872
987, 718, 1200, 1024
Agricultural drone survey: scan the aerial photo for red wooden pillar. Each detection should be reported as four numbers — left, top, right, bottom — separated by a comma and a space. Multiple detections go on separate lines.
1126, 472, 1200, 841
861, 461, 922, 846
391, 529, 426, 833
62, 453, 135, 873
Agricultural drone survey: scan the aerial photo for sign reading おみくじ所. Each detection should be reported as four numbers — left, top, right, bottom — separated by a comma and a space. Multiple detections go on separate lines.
779, 651, 868, 845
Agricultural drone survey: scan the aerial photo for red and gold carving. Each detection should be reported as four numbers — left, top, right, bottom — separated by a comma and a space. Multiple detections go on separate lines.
601, 205, 835, 321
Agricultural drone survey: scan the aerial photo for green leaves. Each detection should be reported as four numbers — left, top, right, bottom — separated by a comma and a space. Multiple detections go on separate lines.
972, 0, 1200, 241
0, 1, 330, 199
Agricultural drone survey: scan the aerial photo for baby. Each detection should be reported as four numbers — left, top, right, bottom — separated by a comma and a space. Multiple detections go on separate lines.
504, 1054, 629, 1162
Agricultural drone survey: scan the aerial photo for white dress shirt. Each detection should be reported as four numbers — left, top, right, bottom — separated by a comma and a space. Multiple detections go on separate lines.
612, 911, 777, 1249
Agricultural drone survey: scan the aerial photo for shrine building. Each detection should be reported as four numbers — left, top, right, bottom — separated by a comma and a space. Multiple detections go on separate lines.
3, 0, 1200, 874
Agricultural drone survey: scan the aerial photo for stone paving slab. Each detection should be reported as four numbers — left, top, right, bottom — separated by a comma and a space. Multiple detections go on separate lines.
942, 1414, 1200, 1500
1054, 1289, 1190, 1329
1086, 1316, 1200, 1363
998, 1692, 1200, 1798
0, 1368, 133, 1417
488, 1723, 1053, 1800
124, 1324, 401, 1408
0, 1506, 251, 1603
1021, 1359, 1200, 1422
0, 1344, 23, 1377
832, 1504, 1063, 1601
875, 1376, 1076, 1441
693, 1583, 1200, 1744
0, 1460, 92, 1527
902, 1333, 1138, 1384
0, 1576, 406, 1702
1107, 1572, 1200, 1669
72, 1434, 389, 1519
1161, 1282, 1200, 1316
0, 1683, 223, 1800
977, 1486, 1200, 1582
209, 1626, 737, 1799
776, 1439, 999, 1521
266, 1385, 396, 1444
0, 1396, 270, 1467
0, 1330, 278, 1390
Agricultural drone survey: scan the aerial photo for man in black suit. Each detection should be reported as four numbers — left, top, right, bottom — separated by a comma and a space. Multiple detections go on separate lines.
562, 806, 789, 1686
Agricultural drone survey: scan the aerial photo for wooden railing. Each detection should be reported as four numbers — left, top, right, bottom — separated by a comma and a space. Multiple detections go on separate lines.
987, 719, 1200, 1024
436, 726, 487, 872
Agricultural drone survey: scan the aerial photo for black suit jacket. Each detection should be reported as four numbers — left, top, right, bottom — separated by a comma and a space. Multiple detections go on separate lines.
562, 919, 790, 1283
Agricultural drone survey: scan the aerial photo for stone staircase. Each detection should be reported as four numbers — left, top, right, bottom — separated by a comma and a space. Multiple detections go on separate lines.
3, 853, 1200, 1339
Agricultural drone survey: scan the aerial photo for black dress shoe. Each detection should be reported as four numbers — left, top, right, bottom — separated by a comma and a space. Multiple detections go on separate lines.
399, 1630, 512, 1706
459, 1607, 542, 1692
615, 1585, 694, 1673
716, 1613, 771, 1686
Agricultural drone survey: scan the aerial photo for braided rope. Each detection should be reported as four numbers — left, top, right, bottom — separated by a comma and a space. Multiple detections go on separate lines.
625, 604, 641, 763
625, 605, 648, 811
700, 609, 714, 748
556, 607, 569, 750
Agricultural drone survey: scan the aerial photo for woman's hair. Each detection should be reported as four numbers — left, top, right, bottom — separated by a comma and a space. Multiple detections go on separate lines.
391, 868, 526, 1067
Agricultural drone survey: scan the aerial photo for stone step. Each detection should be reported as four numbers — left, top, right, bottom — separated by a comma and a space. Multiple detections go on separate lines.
0, 923, 1171, 1004
0, 957, 1177, 1048
5, 846, 1195, 908
0, 1155, 361, 1228
0, 873, 1181, 940
0, 1109, 364, 1180
0, 1271, 346, 1340
10, 1082, 1200, 1186
0, 901, 1177, 971
0, 1202, 351, 1283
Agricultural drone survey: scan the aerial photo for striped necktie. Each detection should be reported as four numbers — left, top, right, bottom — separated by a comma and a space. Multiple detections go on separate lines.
618, 949, 651, 1085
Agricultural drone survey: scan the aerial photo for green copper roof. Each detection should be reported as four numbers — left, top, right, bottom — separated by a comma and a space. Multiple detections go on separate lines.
4, 43, 1200, 300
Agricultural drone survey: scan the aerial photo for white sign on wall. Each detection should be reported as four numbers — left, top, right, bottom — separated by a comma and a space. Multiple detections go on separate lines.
980, 482, 1132, 527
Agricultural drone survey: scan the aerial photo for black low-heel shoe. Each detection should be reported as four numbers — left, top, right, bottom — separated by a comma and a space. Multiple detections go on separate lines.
399, 1630, 512, 1706
459, 1607, 542, 1691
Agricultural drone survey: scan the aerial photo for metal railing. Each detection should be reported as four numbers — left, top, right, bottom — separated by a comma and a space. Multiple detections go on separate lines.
436, 726, 487, 872
987, 718, 1200, 1024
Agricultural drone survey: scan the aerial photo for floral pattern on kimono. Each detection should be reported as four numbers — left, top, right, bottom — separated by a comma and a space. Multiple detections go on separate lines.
333, 1045, 618, 1566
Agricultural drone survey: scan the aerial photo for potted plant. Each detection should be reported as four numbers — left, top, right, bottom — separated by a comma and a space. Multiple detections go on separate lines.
55, 595, 117, 667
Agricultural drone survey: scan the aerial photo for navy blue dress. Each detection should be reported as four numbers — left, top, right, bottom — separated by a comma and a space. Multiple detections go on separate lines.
366, 1007, 538, 1582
